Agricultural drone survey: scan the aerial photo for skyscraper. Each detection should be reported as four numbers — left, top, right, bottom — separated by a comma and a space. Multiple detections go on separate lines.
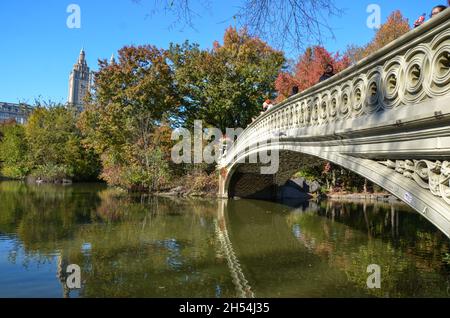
68, 49, 91, 111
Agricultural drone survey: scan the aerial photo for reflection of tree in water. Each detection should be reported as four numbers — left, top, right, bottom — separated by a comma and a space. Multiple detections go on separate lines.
69, 194, 234, 297
0, 183, 237, 297
225, 200, 367, 297
286, 200, 450, 297
218, 199, 450, 297
0, 182, 103, 281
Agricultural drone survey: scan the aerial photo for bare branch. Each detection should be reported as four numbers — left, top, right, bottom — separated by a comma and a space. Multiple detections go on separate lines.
132, 0, 343, 53
235, 0, 343, 53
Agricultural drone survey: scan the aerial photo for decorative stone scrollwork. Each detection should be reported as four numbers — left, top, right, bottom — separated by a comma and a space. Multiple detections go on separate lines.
381, 58, 403, 109
339, 83, 352, 118
246, 15, 448, 133
306, 99, 313, 124
329, 89, 339, 120
294, 103, 300, 126
439, 161, 450, 205
428, 29, 450, 97
403, 44, 431, 104
366, 68, 382, 113
380, 160, 450, 205
299, 102, 305, 125
352, 76, 366, 116
320, 93, 329, 121
312, 97, 320, 124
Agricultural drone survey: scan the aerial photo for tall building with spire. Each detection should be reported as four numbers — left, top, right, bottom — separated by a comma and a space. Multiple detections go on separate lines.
68, 49, 91, 110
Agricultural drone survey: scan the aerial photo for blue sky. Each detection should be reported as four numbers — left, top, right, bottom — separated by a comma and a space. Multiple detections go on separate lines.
0, 0, 443, 104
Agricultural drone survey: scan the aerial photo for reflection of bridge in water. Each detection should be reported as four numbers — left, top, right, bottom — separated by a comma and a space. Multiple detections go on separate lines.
216, 199, 450, 297
214, 199, 408, 298
216, 200, 255, 298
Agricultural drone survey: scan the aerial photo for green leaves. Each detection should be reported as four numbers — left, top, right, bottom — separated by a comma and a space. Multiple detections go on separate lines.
0, 107, 100, 182
169, 27, 286, 131
24, 107, 100, 182
0, 123, 29, 179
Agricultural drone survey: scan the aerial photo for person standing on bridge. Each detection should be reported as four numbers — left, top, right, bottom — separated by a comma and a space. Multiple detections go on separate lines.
414, 4, 447, 28
319, 64, 335, 83
413, 13, 426, 28
252, 99, 274, 122
263, 99, 274, 111
430, 5, 447, 18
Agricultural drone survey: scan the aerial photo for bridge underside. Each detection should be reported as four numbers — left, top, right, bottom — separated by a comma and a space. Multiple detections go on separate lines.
220, 147, 450, 239
226, 152, 319, 200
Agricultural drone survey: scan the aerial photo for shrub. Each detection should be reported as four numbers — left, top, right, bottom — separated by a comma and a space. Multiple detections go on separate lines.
185, 171, 218, 194
31, 163, 73, 183
100, 147, 170, 192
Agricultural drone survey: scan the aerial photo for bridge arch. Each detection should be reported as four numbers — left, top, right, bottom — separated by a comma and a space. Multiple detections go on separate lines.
221, 144, 450, 239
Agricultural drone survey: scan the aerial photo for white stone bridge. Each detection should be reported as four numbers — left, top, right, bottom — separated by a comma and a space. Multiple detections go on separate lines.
218, 10, 450, 238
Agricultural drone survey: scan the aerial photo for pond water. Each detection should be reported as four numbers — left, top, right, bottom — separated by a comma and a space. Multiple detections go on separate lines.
0, 181, 449, 298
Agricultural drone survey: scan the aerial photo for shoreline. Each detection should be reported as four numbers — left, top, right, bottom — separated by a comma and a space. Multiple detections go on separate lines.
0, 178, 401, 203
325, 192, 400, 202
156, 189, 400, 202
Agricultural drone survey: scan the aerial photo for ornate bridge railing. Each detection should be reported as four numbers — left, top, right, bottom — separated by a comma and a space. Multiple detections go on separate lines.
222, 9, 450, 165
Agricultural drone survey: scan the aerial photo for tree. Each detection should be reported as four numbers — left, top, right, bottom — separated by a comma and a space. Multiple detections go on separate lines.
343, 44, 366, 65
79, 45, 178, 191
169, 27, 286, 131
25, 107, 99, 181
133, 0, 343, 53
275, 46, 350, 100
344, 11, 411, 64
364, 10, 410, 58
0, 123, 29, 179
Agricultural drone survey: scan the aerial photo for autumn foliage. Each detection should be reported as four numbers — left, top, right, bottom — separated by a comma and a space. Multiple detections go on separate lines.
275, 46, 350, 100
276, 10, 412, 101
345, 10, 411, 64
363, 10, 411, 58
170, 27, 285, 131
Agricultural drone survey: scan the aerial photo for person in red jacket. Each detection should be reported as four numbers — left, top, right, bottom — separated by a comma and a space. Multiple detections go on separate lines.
413, 13, 426, 28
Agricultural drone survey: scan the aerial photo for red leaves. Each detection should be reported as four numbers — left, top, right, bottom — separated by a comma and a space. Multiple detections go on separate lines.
275, 46, 350, 101
275, 10, 411, 101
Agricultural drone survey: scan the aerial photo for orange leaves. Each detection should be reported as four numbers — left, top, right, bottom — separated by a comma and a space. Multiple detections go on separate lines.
275, 46, 350, 100
275, 10, 411, 101
345, 10, 411, 64
364, 10, 410, 58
